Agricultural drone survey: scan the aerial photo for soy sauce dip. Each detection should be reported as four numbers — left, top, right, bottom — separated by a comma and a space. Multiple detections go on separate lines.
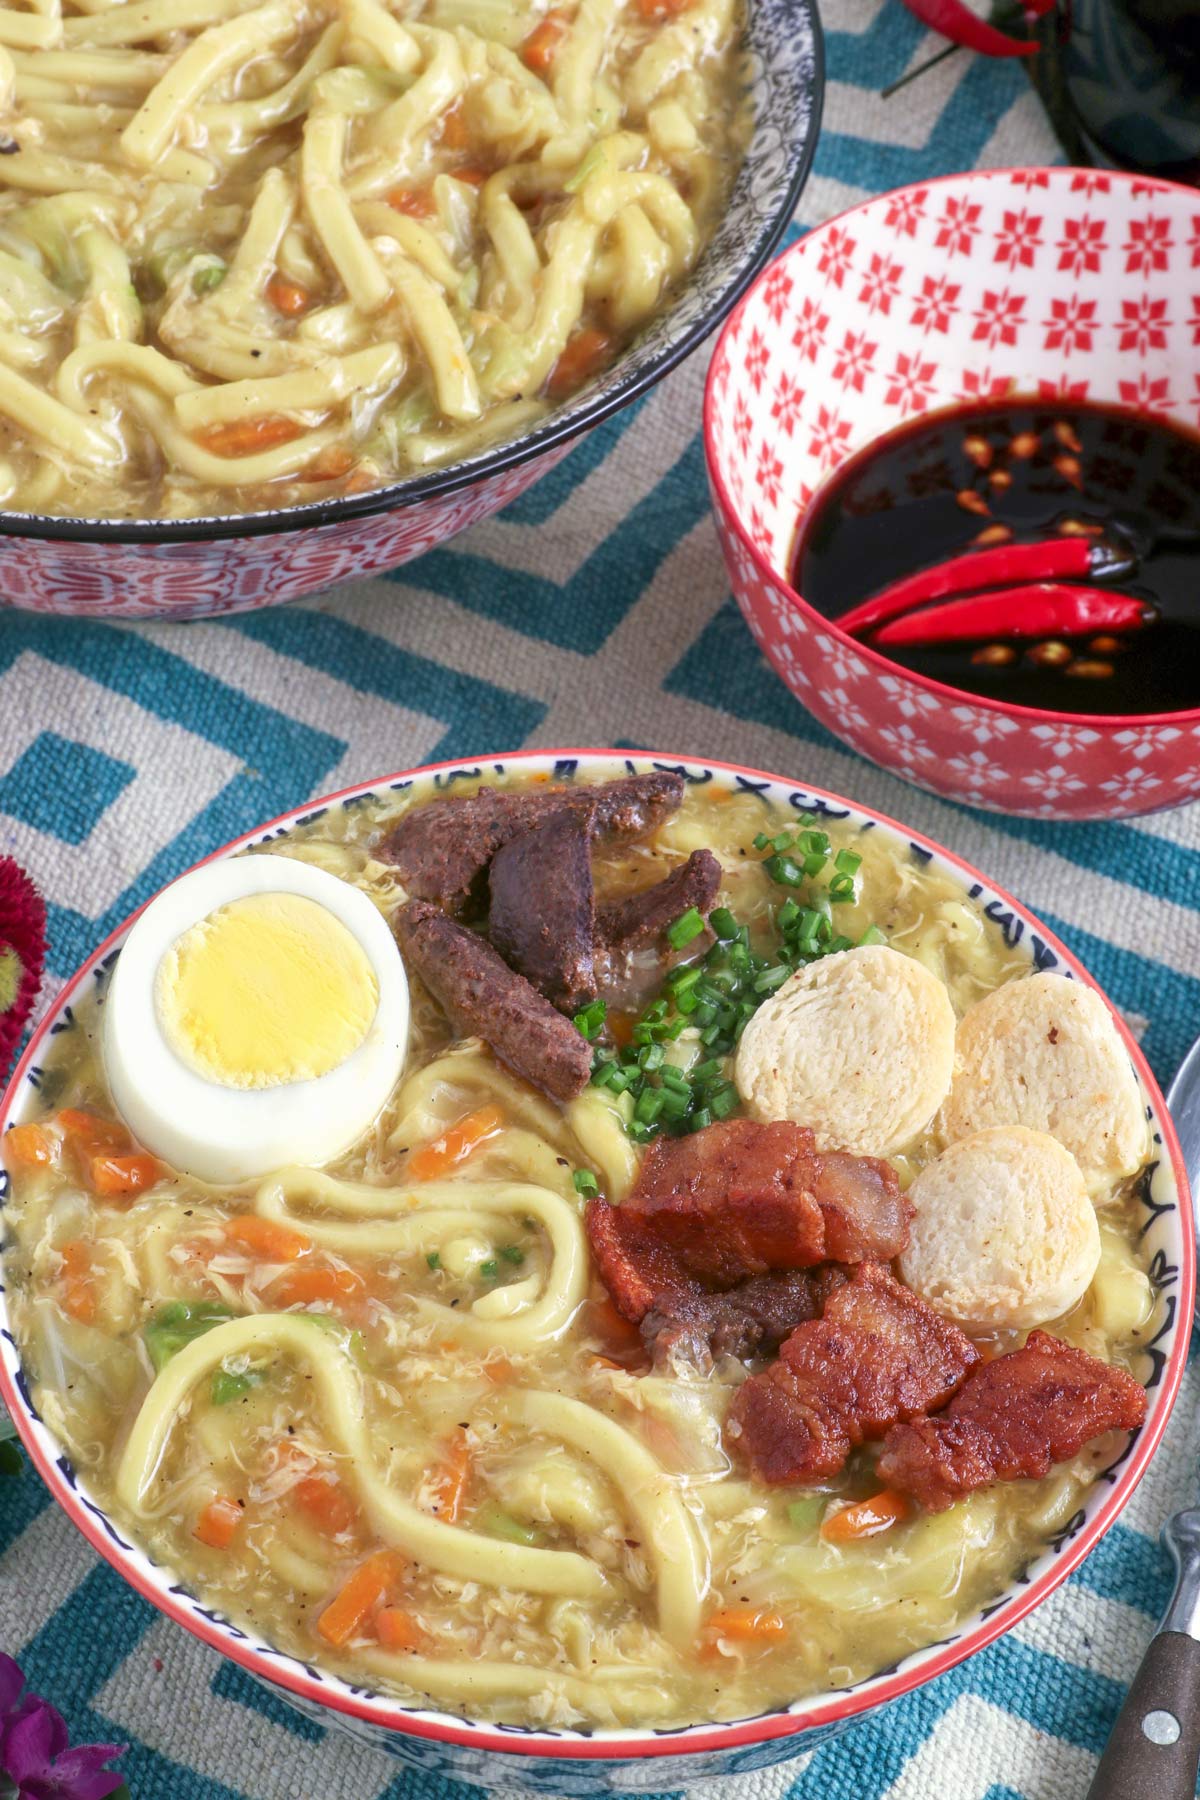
792, 401, 1200, 716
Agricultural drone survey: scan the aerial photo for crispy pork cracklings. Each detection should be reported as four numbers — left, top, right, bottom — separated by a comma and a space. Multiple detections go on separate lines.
940, 972, 1148, 1191
735, 944, 956, 1156
900, 1126, 1100, 1330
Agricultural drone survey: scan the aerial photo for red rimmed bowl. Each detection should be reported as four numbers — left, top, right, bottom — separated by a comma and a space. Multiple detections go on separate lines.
704, 167, 1200, 821
0, 747, 1190, 1792
0, 0, 821, 623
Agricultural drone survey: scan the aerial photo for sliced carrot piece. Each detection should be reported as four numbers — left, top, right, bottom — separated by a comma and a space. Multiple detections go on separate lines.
407, 1104, 504, 1181
521, 9, 570, 71
294, 1473, 358, 1536
386, 187, 436, 220
195, 416, 306, 458
301, 445, 356, 483
376, 1606, 424, 1652
266, 273, 311, 317
547, 326, 614, 400
225, 1215, 312, 1263
424, 1426, 471, 1524
58, 1241, 95, 1325
317, 1549, 405, 1647
481, 1352, 514, 1386
3, 1124, 53, 1169
820, 1490, 909, 1544
90, 1152, 159, 1200
195, 1494, 244, 1549
703, 1606, 789, 1645
270, 1264, 366, 1307
439, 99, 469, 149
636, 0, 691, 15
58, 1109, 128, 1156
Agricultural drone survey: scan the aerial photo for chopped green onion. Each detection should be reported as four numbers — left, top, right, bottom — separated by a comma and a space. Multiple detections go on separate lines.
710, 907, 739, 941
638, 1041, 665, 1072
144, 1302, 234, 1373
572, 1169, 599, 1197
659, 1063, 690, 1092
211, 1367, 261, 1406
787, 1495, 827, 1531
573, 999, 607, 1040
635, 1088, 665, 1125
708, 1082, 739, 1119
687, 1106, 713, 1132
752, 832, 771, 850
771, 830, 794, 852
500, 1243, 526, 1264
478, 1503, 542, 1545
835, 849, 862, 877
828, 874, 856, 903
859, 924, 886, 946
192, 261, 226, 295
479, 1259, 499, 1279
763, 854, 804, 887
667, 906, 706, 950
754, 964, 791, 995
426, 1251, 441, 1270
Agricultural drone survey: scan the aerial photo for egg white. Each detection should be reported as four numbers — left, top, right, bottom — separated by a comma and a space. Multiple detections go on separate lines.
102, 855, 409, 1185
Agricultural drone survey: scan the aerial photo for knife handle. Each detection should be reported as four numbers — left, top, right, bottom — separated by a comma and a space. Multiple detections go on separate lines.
1085, 1630, 1200, 1800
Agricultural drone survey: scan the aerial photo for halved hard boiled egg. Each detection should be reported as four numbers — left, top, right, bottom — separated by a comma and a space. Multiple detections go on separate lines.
103, 855, 408, 1185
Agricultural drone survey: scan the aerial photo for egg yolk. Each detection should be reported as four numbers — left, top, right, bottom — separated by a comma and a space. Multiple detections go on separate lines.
155, 892, 379, 1089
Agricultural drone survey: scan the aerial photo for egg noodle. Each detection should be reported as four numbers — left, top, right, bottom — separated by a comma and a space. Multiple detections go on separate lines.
0, 0, 746, 520
1, 780, 1160, 1730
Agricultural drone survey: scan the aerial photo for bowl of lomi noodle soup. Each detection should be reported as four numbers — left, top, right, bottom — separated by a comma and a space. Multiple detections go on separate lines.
0, 751, 1189, 1785
0, 0, 820, 618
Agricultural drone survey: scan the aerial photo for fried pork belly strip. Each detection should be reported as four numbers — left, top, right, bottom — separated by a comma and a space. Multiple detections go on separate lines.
726, 1263, 980, 1484
585, 1119, 912, 1368
877, 1329, 1148, 1511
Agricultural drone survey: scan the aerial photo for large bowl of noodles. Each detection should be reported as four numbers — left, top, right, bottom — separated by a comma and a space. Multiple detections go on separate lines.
0, 748, 1190, 1793
0, 0, 821, 619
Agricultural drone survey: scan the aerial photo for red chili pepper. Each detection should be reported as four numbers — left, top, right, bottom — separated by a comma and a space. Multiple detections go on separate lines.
872, 584, 1155, 649
837, 539, 1098, 640
898, 0, 1051, 58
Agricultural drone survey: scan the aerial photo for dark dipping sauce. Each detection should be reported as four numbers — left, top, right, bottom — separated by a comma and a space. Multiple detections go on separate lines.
792, 401, 1200, 716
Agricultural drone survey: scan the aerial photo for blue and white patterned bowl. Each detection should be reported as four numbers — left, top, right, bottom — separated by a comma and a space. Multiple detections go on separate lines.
0, 749, 1190, 1792
0, 4, 822, 619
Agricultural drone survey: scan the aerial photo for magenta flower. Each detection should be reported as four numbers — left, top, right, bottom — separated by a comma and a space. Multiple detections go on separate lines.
0, 858, 45, 1083
0, 1656, 125, 1800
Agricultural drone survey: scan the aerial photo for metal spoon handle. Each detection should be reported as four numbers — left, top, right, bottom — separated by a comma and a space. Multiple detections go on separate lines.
1087, 1509, 1200, 1800
1085, 1631, 1200, 1800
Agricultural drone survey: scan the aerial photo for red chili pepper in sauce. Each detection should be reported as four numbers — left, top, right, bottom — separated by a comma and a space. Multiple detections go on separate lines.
872, 584, 1155, 649
898, 0, 1052, 58
837, 538, 1099, 640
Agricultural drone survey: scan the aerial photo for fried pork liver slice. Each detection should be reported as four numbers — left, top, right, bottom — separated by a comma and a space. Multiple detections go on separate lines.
489, 806, 597, 1012
596, 850, 722, 953
726, 1264, 980, 1484
877, 1329, 1148, 1512
378, 773, 685, 912
394, 900, 591, 1102
627, 1118, 913, 1285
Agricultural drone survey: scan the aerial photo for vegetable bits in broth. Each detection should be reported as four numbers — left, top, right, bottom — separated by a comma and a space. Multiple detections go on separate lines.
1, 770, 1157, 1730
793, 401, 1200, 715
0, 0, 747, 521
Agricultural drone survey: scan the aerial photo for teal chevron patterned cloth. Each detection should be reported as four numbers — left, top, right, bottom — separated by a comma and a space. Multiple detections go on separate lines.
3, 4, 1200, 1796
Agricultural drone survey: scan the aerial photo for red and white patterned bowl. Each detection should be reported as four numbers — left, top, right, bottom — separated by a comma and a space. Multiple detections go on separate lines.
704, 167, 1200, 821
